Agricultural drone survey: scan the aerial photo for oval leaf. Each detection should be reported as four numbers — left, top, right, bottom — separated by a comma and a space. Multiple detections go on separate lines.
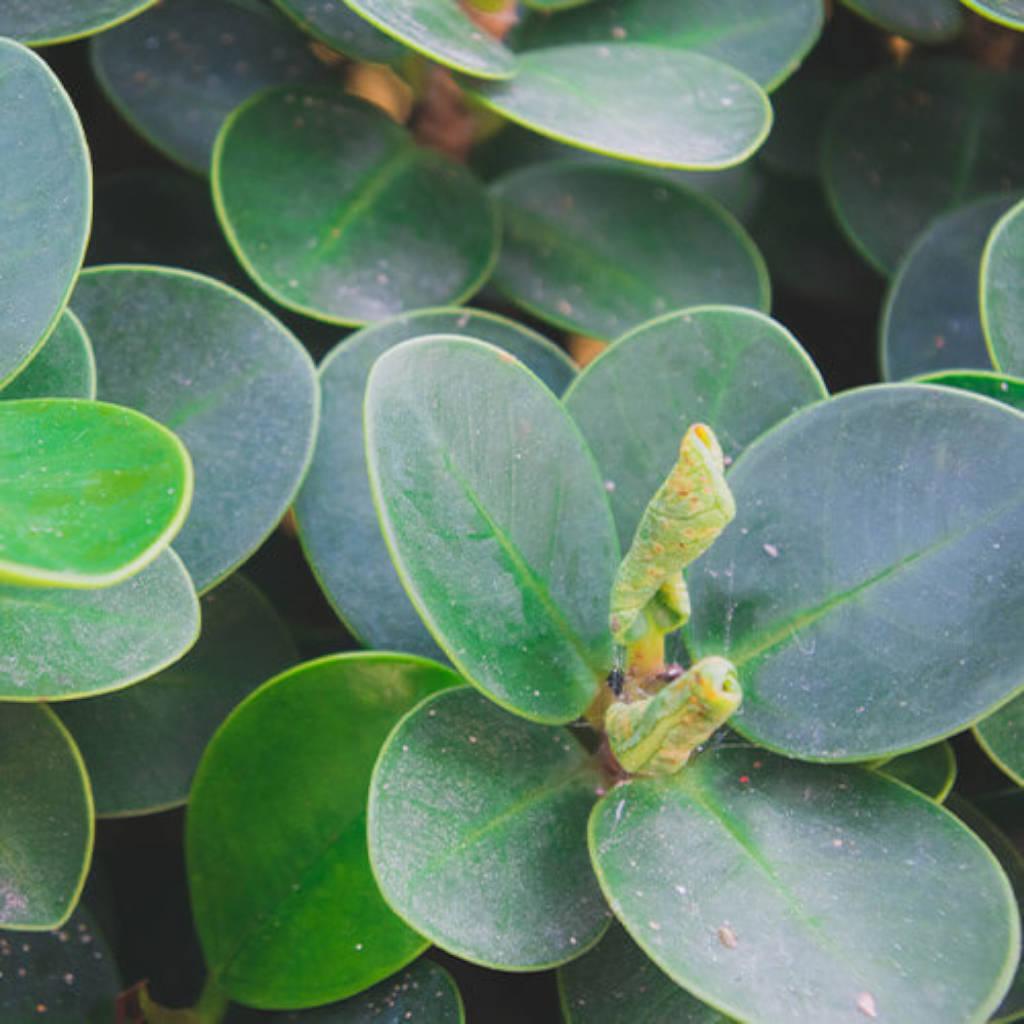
915, 370, 1024, 412
0, 705, 92, 931
0, 399, 192, 588
92, 0, 326, 174
1, 310, 95, 401
294, 308, 575, 659
838, 0, 963, 42
271, 0, 402, 62
72, 266, 318, 595
823, 60, 1024, 274
368, 686, 609, 969
589, 747, 1020, 1024
873, 741, 957, 801
57, 574, 297, 817
976, 695, 1024, 787
521, 0, 823, 91
982, 196, 1024, 377
0, 549, 199, 702
187, 654, 458, 1009
881, 194, 1015, 380
365, 336, 618, 723
0, 39, 90, 386
213, 85, 499, 325
688, 385, 1024, 760
467, 44, 772, 170
564, 306, 826, 550
960, 0, 1024, 29
0, 0, 155, 44
493, 162, 770, 340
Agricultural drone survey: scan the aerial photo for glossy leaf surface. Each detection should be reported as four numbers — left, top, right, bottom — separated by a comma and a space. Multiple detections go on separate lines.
823, 60, 1024, 274
57, 574, 297, 817
295, 309, 575, 659
73, 266, 318, 595
92, 0, 325, 174
493, 163, 770, 340
368, 687, 609, 969
590, 747, 1020, 1024
0, 40, 90, 386
688, 385, 1024, 760
468, 45, 772, 170
188, 654, 457, 1009
365, 337, 618, 723
0, 549, 199, 702
214, 86, 498, 325
559, 922, 728, 1023
521, 0, 823, 90
0, 706, 92, 931
272, 0, 402, 61
0, 0, 155, 43
838, 0, 963, 42
564, 306, 826, 549
344, 0, 515, 78
982, 197, 1024, 376
881, 194, 1014, 380
0, 399, 192, 588
873, 741, 956, 801
976, 695, 1024, 787
1, 311, 95, 401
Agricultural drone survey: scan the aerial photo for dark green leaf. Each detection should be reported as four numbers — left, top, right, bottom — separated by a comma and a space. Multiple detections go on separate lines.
271, 0, 403, 62
56, 574, 297, 817
589, 747, 1020, 1024
365, 336, 618, 723
1, 311, 95, 401
0, 0, 156, 44
688, 385, 1024, 760
914, 370, 1024, 412
838, 0, 963, 42
0, 705, 92, 931
959, 0, 1024, 29
823, 60, 1024, 274
981, 196, 1024, 376
92, 0, 326, 175
0, 550, 200, 702
0, 39, 90, 386
493, 162, 770, 340
520, 0, 823, 91
72, 266, 319, 595
881, 194, 1015, 380
0, 399, 192, 588
467, 45, 772, 170
294, 308, 575, 659
368, 686, 609, 969
976, 695, 1024, 787
873, 741, 956, 801
564, 306, 826, 550
188, 654, 458, 1009
213, 86, 499, 325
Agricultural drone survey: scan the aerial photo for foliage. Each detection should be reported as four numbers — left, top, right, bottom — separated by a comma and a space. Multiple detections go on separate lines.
2, 1, 1024, 1022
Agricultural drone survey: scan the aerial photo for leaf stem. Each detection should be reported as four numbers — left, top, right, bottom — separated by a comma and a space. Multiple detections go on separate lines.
194, 976, 229, 1024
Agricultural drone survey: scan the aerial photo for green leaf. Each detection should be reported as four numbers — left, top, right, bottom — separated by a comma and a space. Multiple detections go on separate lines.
213, 86, 499, 325
188, 653, 458, 1009
271, 0, 403, 62
558, 922, 729, 1023
838, 0, 963, 42
982, 196, 1024, 376
0, 907, 119, 1023
589, 747, 1020, 1024
0, 0, 156, 44
0, 549, 199, 702
466, 45, 772, 170
492, 162, 770, 340
368, 686, 609, 969
342, 0, 516, 78
564, 306, 826, 550
823, 60, 1024, 274
881, 194, 1015, 381
914, 370, 1024, 411
56, 574, 297, 817
1, 311, 96, 401
0, 39, 91, 386
976, 695, 1024, 787
294, 308, 575, 659
688, 385, 1024, 761
873, 741, 957, 801
365, 336, 618, 723
229, 958, 464, 1022
91, 0, 326, 175
0, 705, 92, 931
72, 265, 319, 595
520, 0, 823, 91
959, 0, 1024, 30
0, 399, 192, 588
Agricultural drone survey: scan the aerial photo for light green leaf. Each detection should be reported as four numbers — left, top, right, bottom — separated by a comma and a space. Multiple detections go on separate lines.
0, 0, 156, 44
913, 370, 1024, 412
976, 695, 1024, 787
271, 0, 403, 62
959, 0, 1024, 30
1, 311, 95, 401
981, 196, 1024, 376
873, 741, 957, 801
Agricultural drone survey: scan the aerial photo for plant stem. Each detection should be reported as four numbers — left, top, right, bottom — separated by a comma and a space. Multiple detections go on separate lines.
193, 976, 229, 1024
625, 614, 666, 681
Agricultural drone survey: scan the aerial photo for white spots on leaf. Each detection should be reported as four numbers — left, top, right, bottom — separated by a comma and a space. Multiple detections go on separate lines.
857, 991, 878, 1018
762, 543, 779, 558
